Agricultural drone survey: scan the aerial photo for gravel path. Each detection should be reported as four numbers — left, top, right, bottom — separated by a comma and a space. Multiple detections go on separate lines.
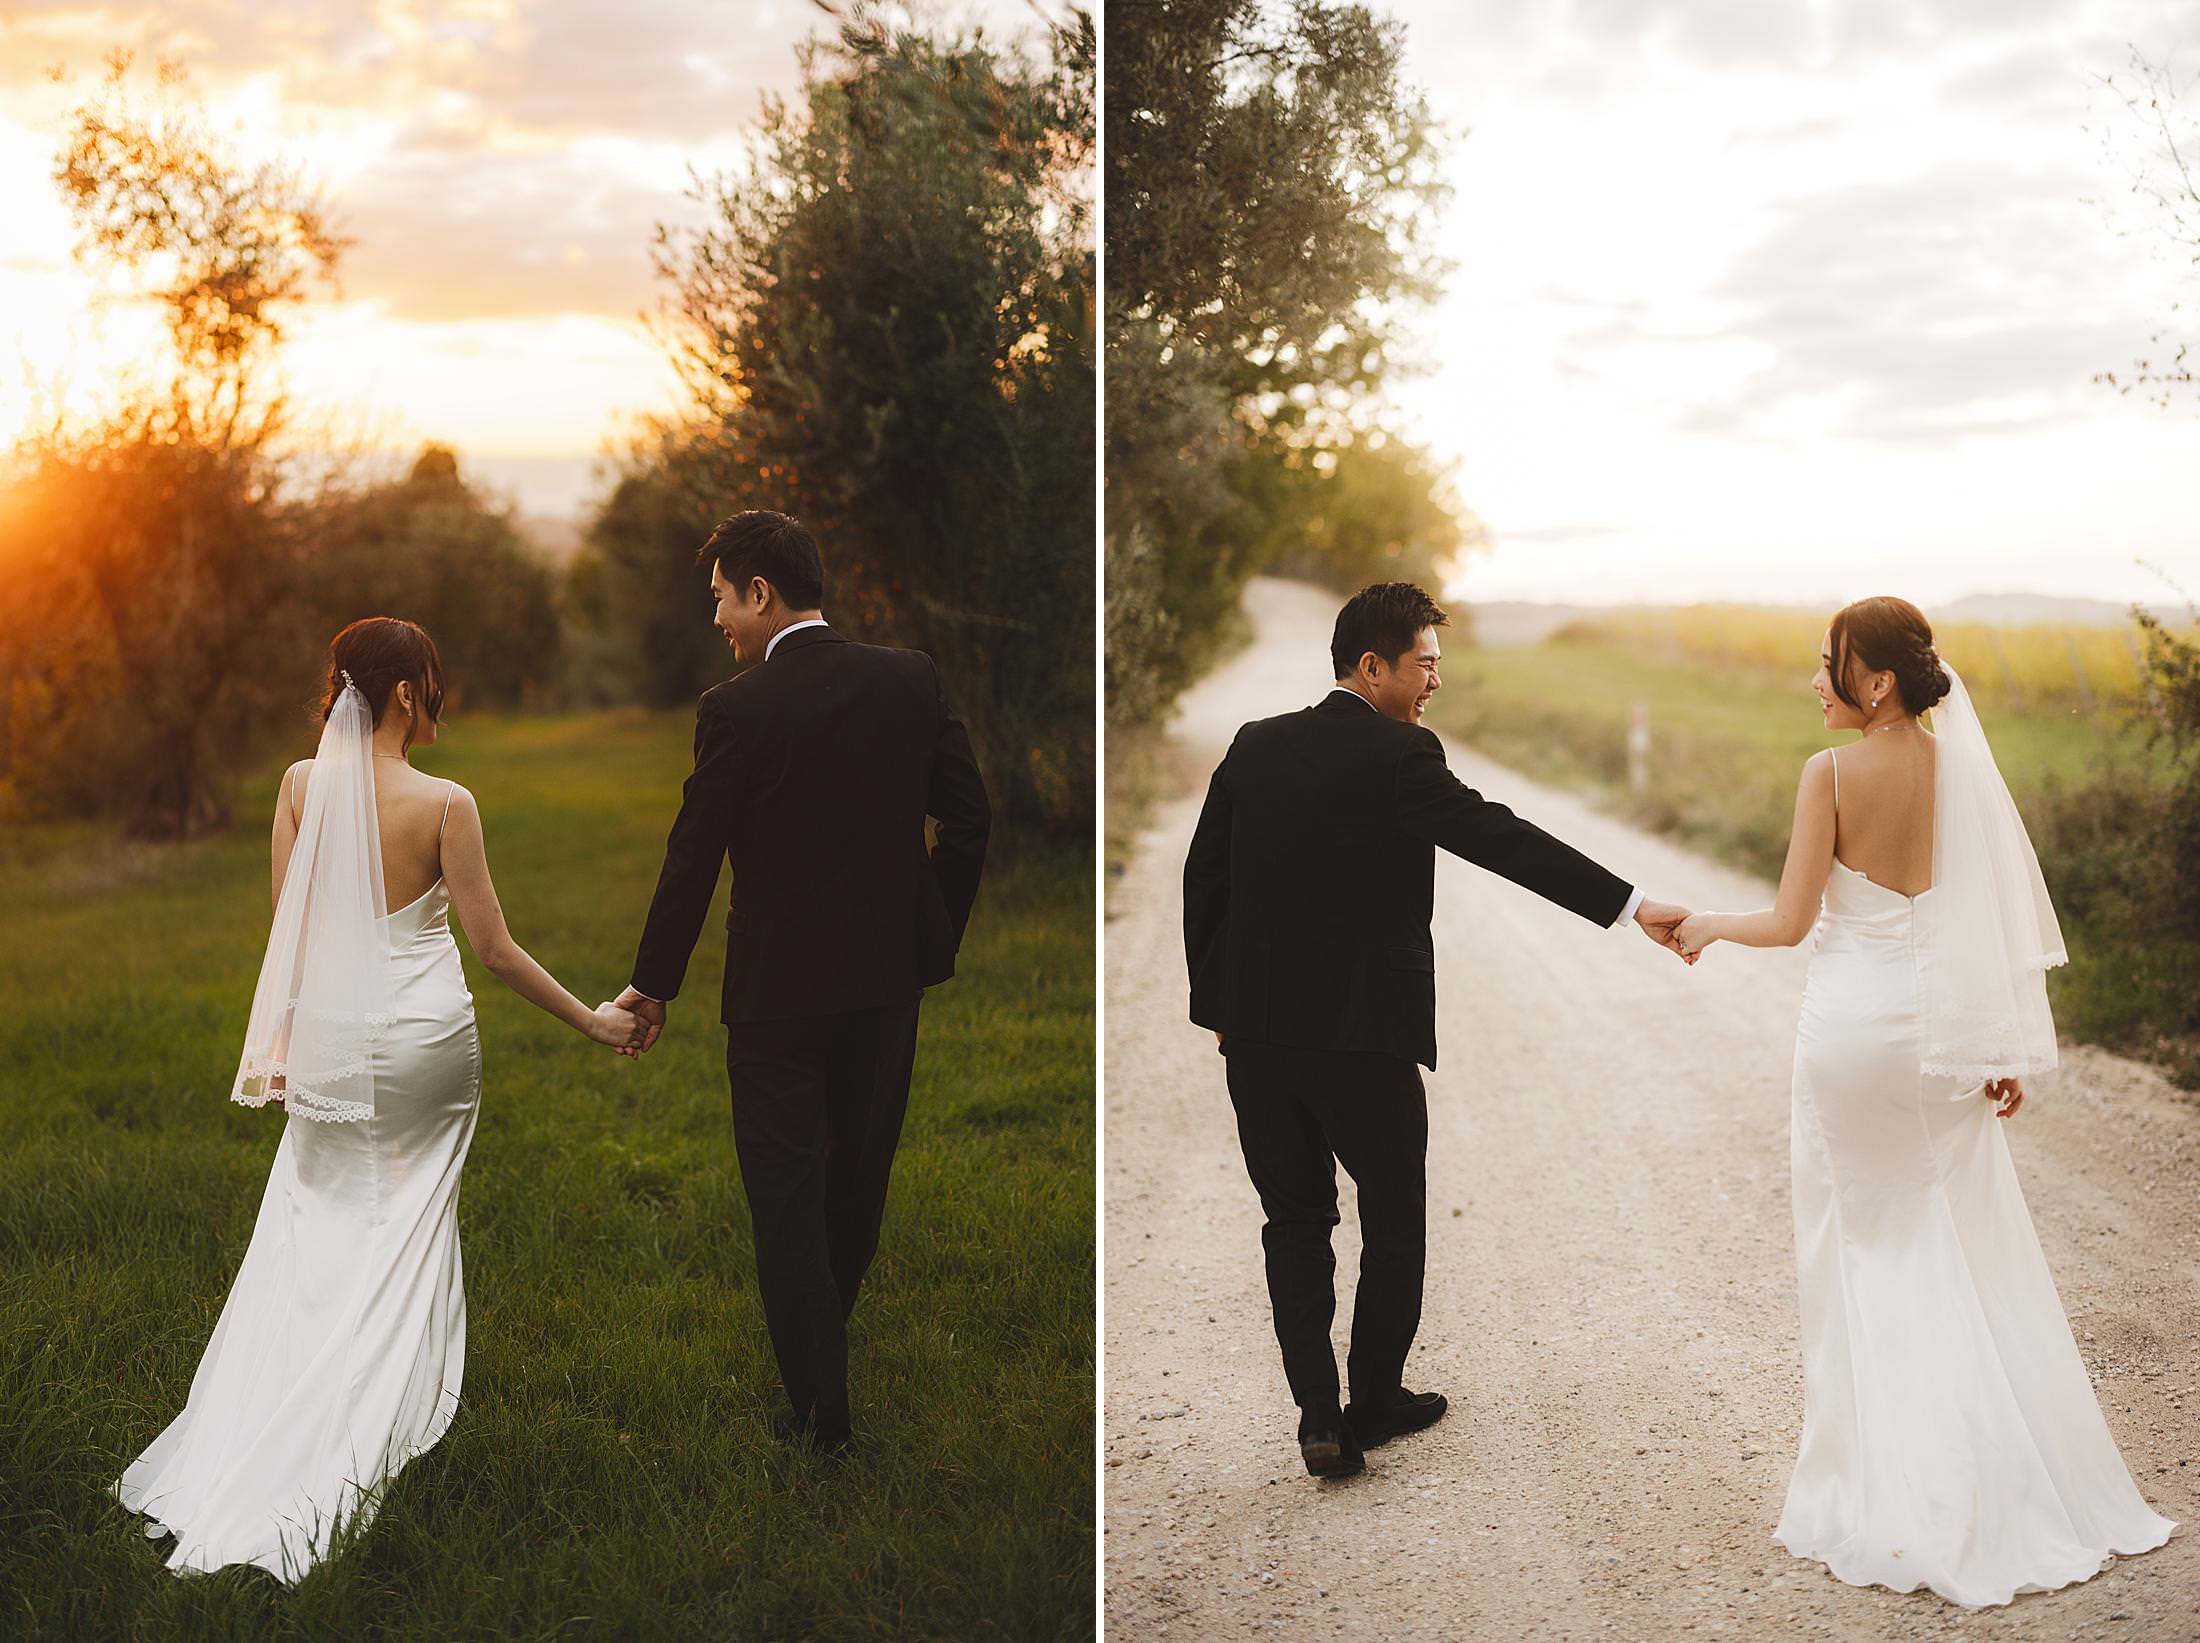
1103, 578, 2200, 1642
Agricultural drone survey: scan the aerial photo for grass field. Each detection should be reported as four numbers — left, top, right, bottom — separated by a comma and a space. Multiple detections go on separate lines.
1433, 634, 2197, 1085
0, 709, 1094, 1640
1574, 602, 2188, 716
1434, 636, 2162, 874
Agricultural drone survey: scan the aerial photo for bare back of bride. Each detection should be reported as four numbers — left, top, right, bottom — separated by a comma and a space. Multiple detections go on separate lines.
1676, 595, 2175, 1609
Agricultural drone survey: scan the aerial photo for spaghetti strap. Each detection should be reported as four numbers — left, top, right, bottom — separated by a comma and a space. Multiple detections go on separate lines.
1828, 748, 1839, 814
439, 779, 456, 839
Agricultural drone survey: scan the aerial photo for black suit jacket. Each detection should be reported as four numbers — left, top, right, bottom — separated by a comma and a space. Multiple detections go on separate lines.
1183, 689, 1630, 1070
631, 624, 990, 1023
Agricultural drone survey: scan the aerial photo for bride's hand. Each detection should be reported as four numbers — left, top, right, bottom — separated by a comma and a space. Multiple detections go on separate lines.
1985, 1077, 2024, 1118
1674, 912, 1717, 957
588, 1002, 645, 1051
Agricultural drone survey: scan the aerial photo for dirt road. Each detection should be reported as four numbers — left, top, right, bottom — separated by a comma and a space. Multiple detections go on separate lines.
1103, 578, 2200, 1642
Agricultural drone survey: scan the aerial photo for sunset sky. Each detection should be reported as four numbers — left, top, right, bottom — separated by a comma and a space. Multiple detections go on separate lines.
8, 1, 2196, 610
0, 0, 1055, 519
1379, 0, 2200, 608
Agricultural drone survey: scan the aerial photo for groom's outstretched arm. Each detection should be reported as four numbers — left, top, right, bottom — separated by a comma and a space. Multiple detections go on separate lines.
629, 693, 743, 1005
1182, 738, 1234, 1031
1393, 725, 1631, 926
924, 656, 990, 951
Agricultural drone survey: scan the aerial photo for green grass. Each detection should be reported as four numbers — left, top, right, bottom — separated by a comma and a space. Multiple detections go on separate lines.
1435, 638, 2154, 872
0, 708, 1094, 1641
1434, 638, 2198, 1085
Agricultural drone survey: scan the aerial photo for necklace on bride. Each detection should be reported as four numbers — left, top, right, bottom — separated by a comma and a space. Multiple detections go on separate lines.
1866, 719, 1915, 736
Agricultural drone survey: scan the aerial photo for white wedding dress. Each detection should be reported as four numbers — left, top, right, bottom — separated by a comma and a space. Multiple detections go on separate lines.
116, 863, 480, 1580
1777, 851, 2175, 1606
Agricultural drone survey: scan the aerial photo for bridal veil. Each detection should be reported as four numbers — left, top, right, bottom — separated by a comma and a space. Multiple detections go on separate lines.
231, 672, 396, 1122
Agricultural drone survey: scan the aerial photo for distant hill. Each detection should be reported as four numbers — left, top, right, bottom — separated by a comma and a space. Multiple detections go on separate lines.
1462, 602, 1598, 647
1936, 592, 2183, 628
1462, 593, 2185, 647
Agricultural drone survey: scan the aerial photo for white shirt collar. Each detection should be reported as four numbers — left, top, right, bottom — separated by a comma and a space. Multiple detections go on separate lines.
765, 617, 830, 660
1326, 685, 1377, 711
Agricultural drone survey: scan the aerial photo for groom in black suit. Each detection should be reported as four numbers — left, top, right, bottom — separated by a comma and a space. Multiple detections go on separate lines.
1183, 582, 1690, 1478
616, 510, 990, 1453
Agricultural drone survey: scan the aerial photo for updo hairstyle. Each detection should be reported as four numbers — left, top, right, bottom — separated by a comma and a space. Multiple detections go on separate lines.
319, 617, 448, 750
1826, 595, 1952, 717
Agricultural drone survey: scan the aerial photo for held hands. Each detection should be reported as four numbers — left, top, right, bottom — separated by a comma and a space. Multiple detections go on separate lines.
588, 1002, 647, 1053
609, 986, 666, 1058
1672, 912, 1718, 958
1985, 1077, 2024, 1118
1633, 898, 1700, 964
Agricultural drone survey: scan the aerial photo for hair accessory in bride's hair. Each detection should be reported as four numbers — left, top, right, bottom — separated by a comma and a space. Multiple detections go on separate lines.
340, 668, 356, 690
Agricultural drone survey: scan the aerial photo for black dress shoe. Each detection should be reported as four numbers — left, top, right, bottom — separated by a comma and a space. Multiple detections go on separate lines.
1297, 1415, 1366, 1478
1344, 1387, 1448, 1449
771, 1408, 813, 1444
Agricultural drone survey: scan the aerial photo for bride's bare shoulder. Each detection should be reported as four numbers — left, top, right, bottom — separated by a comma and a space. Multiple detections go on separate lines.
438, 779, 481, 823
271, 758, 314, 823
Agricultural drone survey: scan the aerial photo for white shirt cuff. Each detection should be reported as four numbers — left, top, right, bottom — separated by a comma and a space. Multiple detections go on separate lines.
1612, 886, 1644, 929
627, 984, 665, 1003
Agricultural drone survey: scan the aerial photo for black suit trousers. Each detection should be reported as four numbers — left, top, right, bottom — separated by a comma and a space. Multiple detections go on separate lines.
725, 999, 921, 1438
1224, 1036, 1428, 1417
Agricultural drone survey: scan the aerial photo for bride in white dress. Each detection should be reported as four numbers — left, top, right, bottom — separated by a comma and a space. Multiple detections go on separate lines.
1674, 595, 2174, 1609
116, 617, 645, 1580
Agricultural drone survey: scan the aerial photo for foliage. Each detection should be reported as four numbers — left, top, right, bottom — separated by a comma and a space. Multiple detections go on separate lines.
2129, 603, 2200, 935
620, 3, 1096, 837
313, 447, 565, 712
2091, 47, 2200, 408
1558, 602, 2196, 720
0, 60, 340, 836
2022, 763, 2198, 1085
1103, 0, 1463, 726
0, 412, 327, 836
1106, 0, 1445, 373
0, 710, 1095, 1639
53, 52, 345, 438
1, 65, 572, 837
566, 432, 729, 709
1256, 430, 1475, 595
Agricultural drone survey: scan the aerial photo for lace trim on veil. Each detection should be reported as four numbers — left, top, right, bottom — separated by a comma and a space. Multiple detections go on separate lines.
230, 677, 396, 1126
231, 1079, 375, 1124
232, 1002, 387, 1121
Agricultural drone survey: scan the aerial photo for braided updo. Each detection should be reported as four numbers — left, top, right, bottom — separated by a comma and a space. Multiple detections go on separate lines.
1826, 596, 1952, 716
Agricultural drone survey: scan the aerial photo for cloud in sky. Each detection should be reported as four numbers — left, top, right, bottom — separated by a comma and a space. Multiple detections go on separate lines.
1644, 164, 2138, 442
336, 129, 675, 323
1, 0, 1050, 325
1382, 0, 2200, 602
0, 0, 1061, 507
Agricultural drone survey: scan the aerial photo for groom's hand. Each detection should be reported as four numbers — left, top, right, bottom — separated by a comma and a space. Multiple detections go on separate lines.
1633, 898, 1698, 964
612, 986, 666, 1055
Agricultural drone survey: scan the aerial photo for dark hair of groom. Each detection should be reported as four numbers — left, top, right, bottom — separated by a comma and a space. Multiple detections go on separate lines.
1330, 581, 1450, 679
695, 509, 826, 609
